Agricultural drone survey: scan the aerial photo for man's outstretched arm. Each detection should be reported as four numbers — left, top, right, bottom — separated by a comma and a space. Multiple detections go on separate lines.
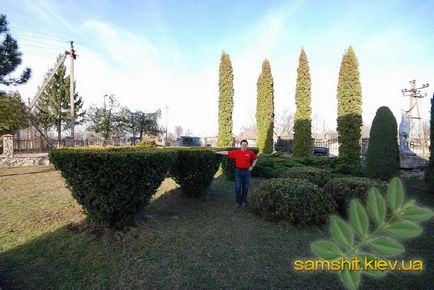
215, 151, 229, 155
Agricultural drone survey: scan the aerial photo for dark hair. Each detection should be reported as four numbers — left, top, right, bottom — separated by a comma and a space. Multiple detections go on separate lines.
240, 139, 248, 145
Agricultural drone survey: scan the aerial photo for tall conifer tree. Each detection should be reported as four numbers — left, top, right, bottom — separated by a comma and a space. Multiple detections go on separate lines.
217, 51, 234, 147
337, 47, 363, 167
293, 48, 312, 157
256, 59, 274, 154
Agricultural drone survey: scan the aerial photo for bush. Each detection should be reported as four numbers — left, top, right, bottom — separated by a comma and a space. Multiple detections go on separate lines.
251, 153, 304, 179
281, 166, 334, 187
292, 156, 363, 176
216, 147, 259, 180
169, 148, 222, 197
137, 138, 157, 147
366, 106, 400, 181
425, 95, 434, 192
249, 178, 336, 225
324, 177, 387, 216
49, 147, 177, 228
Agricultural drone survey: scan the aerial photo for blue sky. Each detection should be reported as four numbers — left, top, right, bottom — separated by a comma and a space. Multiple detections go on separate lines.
2, 0, 434, 136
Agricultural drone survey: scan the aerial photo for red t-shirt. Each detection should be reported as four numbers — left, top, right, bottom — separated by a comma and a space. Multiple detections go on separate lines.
228, 149, 257, 169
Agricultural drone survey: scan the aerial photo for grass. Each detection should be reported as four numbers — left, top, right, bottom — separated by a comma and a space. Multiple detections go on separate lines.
0, 166, 433, 289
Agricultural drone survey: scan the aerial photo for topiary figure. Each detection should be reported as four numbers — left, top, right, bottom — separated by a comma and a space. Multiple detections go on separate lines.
366, 106, 400, 181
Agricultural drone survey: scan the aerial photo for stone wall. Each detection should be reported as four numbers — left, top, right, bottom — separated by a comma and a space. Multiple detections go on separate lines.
0, 153, 50, 167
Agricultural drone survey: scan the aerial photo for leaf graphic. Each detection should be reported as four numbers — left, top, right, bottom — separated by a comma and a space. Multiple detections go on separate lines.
349, 199, 369, 238
339, 268, 361, 290
367, 188, 386, 225
401, 206, 434, 223
387, 177, 404, 211
311, 240, 342, 259
330, 215, 353, 247
367, 237, 404, 256
386, 221, 422, 238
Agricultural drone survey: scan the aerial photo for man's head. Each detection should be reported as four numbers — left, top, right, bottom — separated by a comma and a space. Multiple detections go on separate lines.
240, 139, 248, 150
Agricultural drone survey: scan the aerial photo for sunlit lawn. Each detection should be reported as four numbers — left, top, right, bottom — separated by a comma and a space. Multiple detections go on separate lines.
0, 166, 433, 289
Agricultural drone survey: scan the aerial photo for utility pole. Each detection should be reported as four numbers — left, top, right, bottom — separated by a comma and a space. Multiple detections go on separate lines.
164, 105, 169, 146
69, 41, 76, 141
401, 80, 429, 156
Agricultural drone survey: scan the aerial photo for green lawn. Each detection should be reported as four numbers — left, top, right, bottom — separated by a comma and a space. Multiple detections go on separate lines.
0, 166, 433, 289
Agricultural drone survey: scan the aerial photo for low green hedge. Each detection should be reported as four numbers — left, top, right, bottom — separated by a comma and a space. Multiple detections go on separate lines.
249, 178, 336, 225
292, 156, 363, 176
49, 147, 177, 228
252, 153, 304, 178
215, 147, 259, 180
323, 177, 388, 216
281, 166, 334, 187
169, 148, 222, 197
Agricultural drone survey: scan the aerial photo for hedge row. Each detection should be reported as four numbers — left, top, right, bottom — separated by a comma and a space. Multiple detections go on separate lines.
281, 166, 334, 187
50, 147, 222, 228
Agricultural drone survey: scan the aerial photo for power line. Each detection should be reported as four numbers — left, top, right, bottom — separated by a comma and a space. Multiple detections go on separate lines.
10, 25, 70, 42
20, 43, 67, 51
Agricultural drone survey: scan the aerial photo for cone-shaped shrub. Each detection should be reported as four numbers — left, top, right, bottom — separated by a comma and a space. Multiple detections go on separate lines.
217, 51, 234, 147
256, 59, 274, 154
293, 48, 312, 157
366, 106, 400, 181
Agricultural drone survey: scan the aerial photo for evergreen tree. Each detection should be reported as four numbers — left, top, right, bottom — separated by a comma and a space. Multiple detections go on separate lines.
366, 106, 400, 181
425, 94, 434, 192
35, 58, 85, 141
0, 91, 27, 135
256, 59, 274, 154
86, 94, 118, 144
217, 51, 234, 147
336, 47, 363, 167
0, 15, 31, 87
293, 48, 312, 157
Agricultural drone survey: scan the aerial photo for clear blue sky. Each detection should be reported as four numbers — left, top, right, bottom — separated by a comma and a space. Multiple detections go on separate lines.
2, 0, 434, 136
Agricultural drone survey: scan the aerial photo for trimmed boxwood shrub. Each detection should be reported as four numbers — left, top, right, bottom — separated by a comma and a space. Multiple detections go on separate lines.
49, 147, 177, 228
324, 177, 387, 216
252, 153, 304, 179
249, 178, 336, 225
216, 147, 259, 180
281, 166, 334, 187
169, 148, 222, 197
292, 156, 363, 176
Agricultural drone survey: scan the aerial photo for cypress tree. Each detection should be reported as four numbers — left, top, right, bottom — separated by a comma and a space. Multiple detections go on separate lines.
256, 59, 274, 154
217, 51, 234, 147
336, 47, 363, 168
293, 48, 312, 157
366, 106, 400, 181
425, 94, 434, 192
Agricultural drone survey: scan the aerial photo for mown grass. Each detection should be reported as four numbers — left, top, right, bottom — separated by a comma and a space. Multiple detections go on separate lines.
0, 166, 433, 289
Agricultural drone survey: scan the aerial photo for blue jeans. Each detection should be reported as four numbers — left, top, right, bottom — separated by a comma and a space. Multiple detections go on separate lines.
235, 168, 250, 204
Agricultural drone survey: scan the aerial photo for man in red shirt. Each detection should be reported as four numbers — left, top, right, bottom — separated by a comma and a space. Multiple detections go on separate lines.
216, 140, 257, 207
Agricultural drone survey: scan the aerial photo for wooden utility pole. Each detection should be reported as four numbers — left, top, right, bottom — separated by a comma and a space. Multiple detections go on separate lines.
401, 80, 429, 156
69, 41, 76, 140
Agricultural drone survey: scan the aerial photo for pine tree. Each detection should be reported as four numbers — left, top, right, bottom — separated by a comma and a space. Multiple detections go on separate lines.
35, 57, 84, 141
337, 47, 363, 167
425, 94, 434, 192
256, 59, 274, 154
293, 48, 312, 157
366, 106, 400, 181
0, 15, 31, 87
217, 51, 234, 147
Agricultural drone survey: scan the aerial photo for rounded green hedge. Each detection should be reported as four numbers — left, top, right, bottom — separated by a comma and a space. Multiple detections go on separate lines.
252, 153, 304, 179
323, 177, 387, 216
49, 147, 177, 228
169, 148, 222, 197
280, 166, 334, 187
249, 178, 336, 225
